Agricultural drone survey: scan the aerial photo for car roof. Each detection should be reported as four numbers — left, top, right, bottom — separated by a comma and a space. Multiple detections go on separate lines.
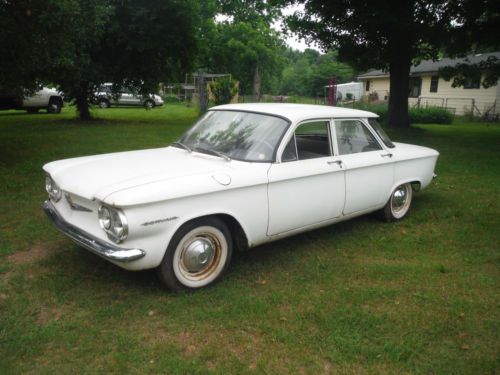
210, 103, 378, 123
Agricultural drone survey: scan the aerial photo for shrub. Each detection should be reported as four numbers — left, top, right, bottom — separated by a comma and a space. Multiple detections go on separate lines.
208, 77, 238, 105
352, 102, 453, 124
409, 107, 453, 124
163, 94, 182, 103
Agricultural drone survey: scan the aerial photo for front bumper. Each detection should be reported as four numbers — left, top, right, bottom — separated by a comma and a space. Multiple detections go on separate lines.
43, 200, 146, 262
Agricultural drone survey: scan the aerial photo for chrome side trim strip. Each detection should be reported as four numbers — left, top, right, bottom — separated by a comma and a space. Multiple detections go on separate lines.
42, 200, 145, 262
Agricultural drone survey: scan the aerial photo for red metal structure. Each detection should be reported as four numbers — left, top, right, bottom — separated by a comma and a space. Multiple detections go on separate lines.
328, 76, 337, 106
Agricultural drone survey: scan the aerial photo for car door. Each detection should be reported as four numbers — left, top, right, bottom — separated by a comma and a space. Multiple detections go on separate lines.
267, 119, 345, 236
333, 119, 394, 215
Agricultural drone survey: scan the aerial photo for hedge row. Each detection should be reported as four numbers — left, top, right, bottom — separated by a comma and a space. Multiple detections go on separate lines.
351, 103, 453, 124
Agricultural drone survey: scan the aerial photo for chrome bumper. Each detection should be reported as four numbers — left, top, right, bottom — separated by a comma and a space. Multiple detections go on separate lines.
43, 200, 146, 262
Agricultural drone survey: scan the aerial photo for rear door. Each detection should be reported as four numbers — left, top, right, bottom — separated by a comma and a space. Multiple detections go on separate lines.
332, 119, 394, 215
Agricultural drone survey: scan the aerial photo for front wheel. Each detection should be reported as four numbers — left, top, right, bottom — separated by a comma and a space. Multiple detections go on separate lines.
144, 99, 155, 109
157, 217, 232, 292
380, 183, 413, 222
98, 99, 110, 108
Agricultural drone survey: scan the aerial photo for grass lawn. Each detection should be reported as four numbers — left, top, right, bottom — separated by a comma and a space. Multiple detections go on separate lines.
0, 104, 498, 374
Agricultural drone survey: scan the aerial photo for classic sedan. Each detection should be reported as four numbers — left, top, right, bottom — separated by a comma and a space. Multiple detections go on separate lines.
43, 103, 439, 291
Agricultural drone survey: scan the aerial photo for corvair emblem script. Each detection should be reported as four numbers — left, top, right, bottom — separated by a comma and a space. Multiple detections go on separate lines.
141, 217, 179, 226
65, 193, 92, 212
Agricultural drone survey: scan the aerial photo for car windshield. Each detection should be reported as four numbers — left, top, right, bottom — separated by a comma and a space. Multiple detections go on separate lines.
178, 110, 290, 162
368, 118, 395, 148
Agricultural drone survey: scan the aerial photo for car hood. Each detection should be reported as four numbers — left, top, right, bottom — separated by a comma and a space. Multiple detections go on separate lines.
43, 147, 238, 204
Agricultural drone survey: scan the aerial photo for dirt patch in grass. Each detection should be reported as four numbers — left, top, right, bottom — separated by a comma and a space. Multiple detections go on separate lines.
36, 305, 64, 326
7, 243, 59, 265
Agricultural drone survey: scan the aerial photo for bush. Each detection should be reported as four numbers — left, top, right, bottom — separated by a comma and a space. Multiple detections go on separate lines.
409, 107, 453, 124
352, 102, 453, 124
352, 102, 389, 122
208, 77, 238, 105
163, 94, 182, 103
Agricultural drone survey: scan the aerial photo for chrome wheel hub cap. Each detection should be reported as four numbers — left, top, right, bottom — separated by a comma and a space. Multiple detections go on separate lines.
182, 237, 216, 273
392, 187, 407, 212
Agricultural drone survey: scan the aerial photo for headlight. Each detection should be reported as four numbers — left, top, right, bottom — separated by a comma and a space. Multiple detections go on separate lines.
98, 205, 128, 243
45, 175, 62, 202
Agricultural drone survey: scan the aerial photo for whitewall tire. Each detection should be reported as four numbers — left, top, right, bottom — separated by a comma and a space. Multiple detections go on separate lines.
157, 217, 232, 291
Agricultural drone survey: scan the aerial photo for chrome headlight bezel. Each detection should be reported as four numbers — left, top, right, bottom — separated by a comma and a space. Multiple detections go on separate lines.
98, 205, 128, 243
45, 174, 62, 202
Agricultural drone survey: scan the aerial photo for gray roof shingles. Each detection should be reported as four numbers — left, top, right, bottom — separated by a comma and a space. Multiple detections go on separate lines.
357, 52, 500, 79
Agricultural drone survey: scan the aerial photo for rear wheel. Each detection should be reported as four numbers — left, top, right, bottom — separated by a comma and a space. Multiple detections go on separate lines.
157, 217, 232, 292
47, 98, 62, 114
380, 183, 413, 222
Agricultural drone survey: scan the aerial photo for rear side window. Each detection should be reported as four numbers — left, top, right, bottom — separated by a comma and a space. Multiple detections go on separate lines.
334, 120, 382, 155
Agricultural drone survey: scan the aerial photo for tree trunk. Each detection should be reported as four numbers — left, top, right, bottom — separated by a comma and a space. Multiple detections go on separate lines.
75, 82, 92, 121
253, 65, 261, 102
388, 56, 411, 128
387, 1, 413, 128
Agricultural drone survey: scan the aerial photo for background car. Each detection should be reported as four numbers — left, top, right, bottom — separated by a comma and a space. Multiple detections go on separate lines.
95, 83, 164, 109
0, 87, 63, 113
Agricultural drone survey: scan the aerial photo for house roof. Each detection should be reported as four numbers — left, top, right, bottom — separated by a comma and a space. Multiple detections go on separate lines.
357, 52, 500, 79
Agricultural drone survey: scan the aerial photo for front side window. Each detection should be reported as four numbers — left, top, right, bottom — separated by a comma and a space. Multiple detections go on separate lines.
335, 120, 382, 155
179, 110, 289, 162
282, 121, 332, 162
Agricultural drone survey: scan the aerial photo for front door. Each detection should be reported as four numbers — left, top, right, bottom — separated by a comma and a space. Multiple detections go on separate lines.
267, 120, 345, 236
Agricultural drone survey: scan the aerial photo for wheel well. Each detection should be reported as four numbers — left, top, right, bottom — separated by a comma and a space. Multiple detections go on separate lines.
49, 96, 63, 105
185, 214, 249, 252
410, 181, 421, 192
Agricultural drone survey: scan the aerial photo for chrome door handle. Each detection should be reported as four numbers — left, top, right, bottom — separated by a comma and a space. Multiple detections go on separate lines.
381, 153, 393, 158
327, 160, 343, 168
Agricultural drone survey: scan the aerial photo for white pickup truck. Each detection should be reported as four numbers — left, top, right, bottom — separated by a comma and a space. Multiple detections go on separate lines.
0, 87, 63, 113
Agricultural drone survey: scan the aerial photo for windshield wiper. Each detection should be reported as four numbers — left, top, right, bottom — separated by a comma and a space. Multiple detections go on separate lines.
171, 141, 192, 152
194, 147, 231, 161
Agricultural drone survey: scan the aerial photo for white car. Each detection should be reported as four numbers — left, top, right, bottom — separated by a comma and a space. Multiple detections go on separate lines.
42, 103, 439, 291
0, 87, 63, 113
95, 83, 164, 109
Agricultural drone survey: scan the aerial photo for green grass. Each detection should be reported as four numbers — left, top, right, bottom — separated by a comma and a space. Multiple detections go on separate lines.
0, 105, 499, 374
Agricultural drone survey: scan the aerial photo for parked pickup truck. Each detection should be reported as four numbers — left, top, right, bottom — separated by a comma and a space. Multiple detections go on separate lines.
0, 87, 64, 113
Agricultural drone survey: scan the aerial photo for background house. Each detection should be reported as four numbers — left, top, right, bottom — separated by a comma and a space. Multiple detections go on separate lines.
357, 52, 500, 116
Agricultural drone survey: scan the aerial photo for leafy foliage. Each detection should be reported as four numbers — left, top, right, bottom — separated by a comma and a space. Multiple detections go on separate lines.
353, 102, 453, 124
0, 0, 200, 119
281, 0, 497, 128
440, 56, 500, 89
209, 77, 239, 105
279, 49, 355, 96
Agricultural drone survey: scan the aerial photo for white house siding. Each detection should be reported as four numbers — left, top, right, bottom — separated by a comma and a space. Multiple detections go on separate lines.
361, 75, 499, 116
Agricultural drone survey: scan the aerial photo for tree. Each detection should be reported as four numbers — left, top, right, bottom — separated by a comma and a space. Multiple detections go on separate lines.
196, 0, 285, 100
439, 0, 500, 89
282, 0, 470, 127
0, 0, 200, 120
204, 20, 285, 99
0, 0, 76, 96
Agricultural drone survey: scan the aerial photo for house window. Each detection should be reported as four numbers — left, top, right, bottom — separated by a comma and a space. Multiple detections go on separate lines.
409, 77, 422, 98
464, 76, 480, 89
430, 76, 439, 93
365, 80, 370, 92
